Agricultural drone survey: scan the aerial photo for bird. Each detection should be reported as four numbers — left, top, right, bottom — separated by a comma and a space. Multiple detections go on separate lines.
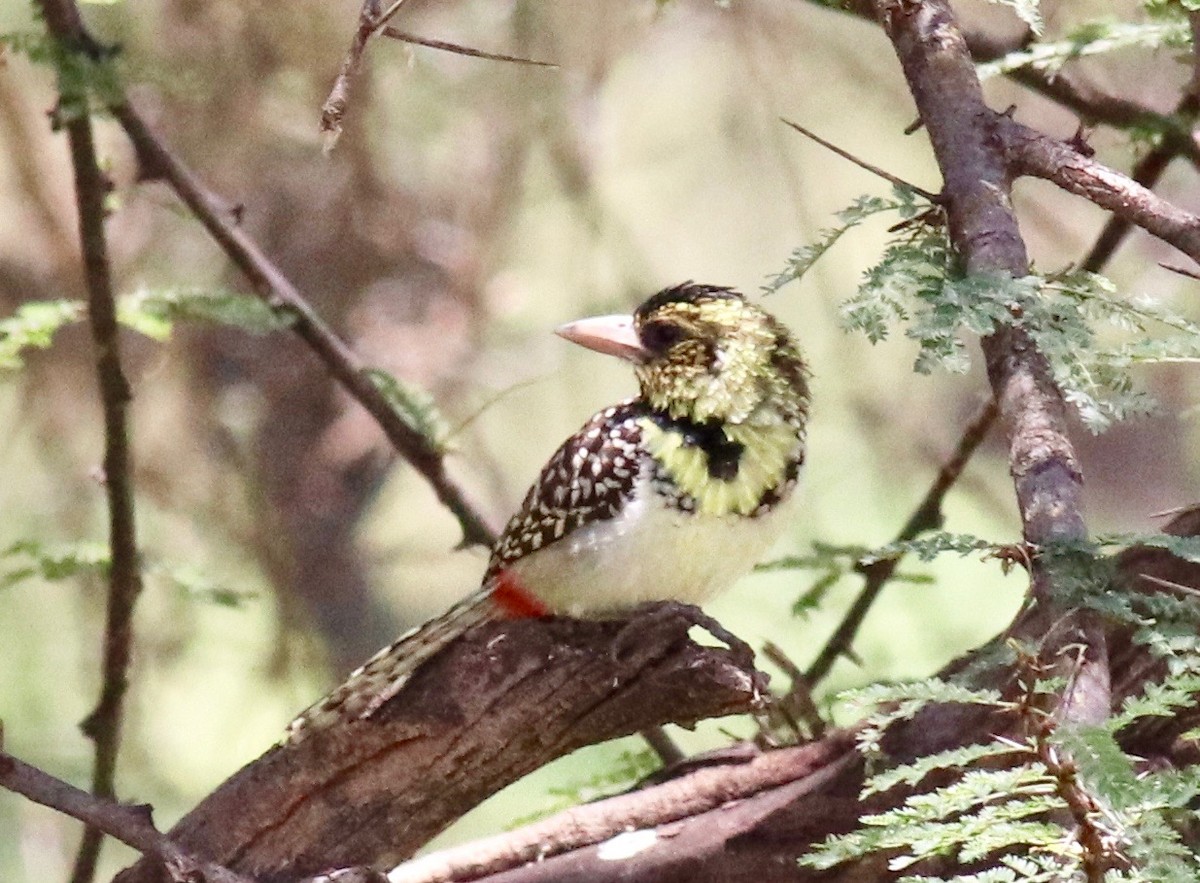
285, 282, 810, 742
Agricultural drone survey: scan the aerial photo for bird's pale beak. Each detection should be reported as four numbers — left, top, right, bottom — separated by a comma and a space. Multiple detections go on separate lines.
555, 314, 649, 363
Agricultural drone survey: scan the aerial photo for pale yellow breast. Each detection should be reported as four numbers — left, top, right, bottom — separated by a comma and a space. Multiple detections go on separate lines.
507, 467, 803, 617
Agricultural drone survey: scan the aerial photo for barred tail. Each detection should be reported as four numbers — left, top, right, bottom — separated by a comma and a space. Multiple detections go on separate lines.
284, 587, 498, 743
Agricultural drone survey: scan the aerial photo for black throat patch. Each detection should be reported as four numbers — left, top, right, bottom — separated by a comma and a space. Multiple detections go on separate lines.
648, 412, 745, 481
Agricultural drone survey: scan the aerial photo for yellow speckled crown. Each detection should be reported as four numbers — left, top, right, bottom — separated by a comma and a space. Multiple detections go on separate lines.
632, 283, 809, 428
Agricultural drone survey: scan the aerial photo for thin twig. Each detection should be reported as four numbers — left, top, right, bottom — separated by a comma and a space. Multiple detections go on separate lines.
0, 750, 256, 883
35, 4, 145, 880
806, 396, 999, 684
639, 726, 686, 767
112, 104, 496, 548
1013, 656, 1127, 881
381, 28, 557, 67
965, 29, 1200, 170
761, 640, 826, 739
780, 117, 941, 201
320, 0, 410, 148
1159, 262, 1200, 281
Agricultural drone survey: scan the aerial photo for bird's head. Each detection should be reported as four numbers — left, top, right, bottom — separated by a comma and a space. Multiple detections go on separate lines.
557, 283, 809, 426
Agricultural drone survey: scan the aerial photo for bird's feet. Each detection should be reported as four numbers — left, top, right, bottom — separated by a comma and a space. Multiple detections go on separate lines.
611, 600, 756, 672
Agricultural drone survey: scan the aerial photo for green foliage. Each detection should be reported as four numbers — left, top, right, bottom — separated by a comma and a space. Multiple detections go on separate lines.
804, 657, 1200, 879
844, 679, 1005, 764
1144, 0, 1200, 21
1, 289, 295, 372
0, 29, 126, 121
798, 544, 1200, 880
366, 369, 453, 455
118, 287, 296, 339
975, 19, 1191, 80
1, 539, 251, 607
788, 530, 1200, 879
825, 209, 1200, 431
757, 537, 963, 616
151, 561, 256, 608
1, 539, 109, 589
764, 186, 927, 294
0, 300, 82, 370
862, 534, 998, 564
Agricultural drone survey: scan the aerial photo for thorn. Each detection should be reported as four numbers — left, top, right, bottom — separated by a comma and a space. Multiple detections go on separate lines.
1159, 262, 1200, 281
1067, 125, 1096, 158
986, 542, 1034, 574
381, 27, 558, 68
1149, 504, 1194, 519
779, 118, 939, 201
903, 117, 924, 135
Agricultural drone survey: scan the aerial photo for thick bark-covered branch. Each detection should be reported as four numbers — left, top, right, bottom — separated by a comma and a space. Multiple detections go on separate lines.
113, 605, 764, 883
390, 737, 858, 883
876, 0, 1086, 550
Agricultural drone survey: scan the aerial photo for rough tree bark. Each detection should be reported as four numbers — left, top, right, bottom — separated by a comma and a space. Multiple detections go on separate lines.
113, 608, 764, 883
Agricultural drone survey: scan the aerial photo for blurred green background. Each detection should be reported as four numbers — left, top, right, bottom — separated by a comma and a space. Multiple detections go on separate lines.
2, 0, 1198, 879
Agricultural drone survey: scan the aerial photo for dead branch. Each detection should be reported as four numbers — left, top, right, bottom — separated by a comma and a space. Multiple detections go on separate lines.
320, 0, 406, 149
113, 604, 764, 883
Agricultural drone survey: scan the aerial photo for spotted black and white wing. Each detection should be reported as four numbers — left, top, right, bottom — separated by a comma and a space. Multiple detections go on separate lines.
483, 401, 646, 583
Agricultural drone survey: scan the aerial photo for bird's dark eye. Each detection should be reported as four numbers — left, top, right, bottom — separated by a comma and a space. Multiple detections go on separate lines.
640, 321, 685, 353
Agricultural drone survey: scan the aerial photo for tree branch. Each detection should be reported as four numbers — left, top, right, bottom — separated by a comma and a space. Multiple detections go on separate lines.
875, 0, 1086, 542
997, 114, 1200, 268
0, 749, 256, 883
966, 29, 1200, 169
320, 0, 405, 149
113, 604, 765, 883
380, 510, 1200, 882
37, 0, 498, 555
1080, 145, 1176, 272
111, 104, 497, 548
388, 736, 859, 883
35, 4, 146, 880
